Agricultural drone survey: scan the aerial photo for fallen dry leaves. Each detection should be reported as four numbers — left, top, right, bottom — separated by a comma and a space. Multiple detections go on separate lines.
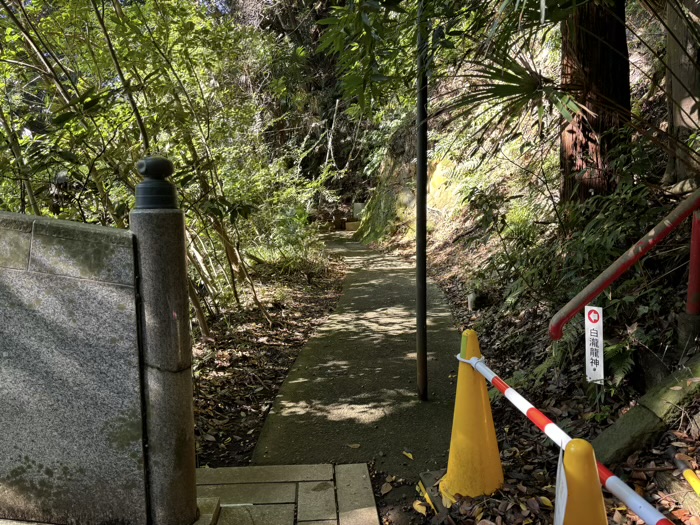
193, 260, 344, 467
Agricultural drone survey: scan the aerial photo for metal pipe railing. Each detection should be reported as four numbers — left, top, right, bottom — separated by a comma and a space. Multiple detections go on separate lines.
686, 210, 700, 315
550, 188, 700, 340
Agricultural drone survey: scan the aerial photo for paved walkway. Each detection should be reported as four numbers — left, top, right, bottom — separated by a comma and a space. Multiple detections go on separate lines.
195, 464, 377, 525
253, 234, 459, 480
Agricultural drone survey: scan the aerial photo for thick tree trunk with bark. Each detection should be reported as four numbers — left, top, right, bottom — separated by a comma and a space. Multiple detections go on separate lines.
560, 0, 631, 202
663, 0, 700, 185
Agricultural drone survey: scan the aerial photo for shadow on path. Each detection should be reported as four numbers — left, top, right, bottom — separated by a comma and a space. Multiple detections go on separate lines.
252, 234, 459, 480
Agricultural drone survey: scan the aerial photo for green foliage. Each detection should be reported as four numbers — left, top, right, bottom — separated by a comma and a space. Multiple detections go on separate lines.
321, 0, 694, 398
0, 0, 331, 317
318, 0, 415, 111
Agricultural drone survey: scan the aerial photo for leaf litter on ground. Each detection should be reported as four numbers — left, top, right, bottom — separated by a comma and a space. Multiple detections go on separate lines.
193, 258, 344, 467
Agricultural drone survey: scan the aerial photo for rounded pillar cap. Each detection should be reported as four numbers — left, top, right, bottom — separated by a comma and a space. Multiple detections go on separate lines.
135, 157, 178, 209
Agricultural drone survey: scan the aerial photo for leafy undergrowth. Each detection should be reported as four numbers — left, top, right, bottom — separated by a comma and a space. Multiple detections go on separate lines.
424, 402, 700, 525
192, 258, 345, 467
371, 209, 698, 525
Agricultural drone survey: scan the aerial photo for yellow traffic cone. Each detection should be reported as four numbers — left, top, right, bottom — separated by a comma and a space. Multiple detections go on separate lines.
562, 439, 607, 525
439, 330, 503, 504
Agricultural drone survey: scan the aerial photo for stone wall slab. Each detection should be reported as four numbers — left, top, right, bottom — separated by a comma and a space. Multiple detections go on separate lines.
0, 213, 147, 525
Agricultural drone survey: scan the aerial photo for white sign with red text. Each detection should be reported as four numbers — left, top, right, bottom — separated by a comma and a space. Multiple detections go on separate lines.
585, 306, 604, 384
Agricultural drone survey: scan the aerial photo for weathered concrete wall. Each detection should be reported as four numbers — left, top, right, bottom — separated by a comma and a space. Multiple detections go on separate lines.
0, 212, 148, 525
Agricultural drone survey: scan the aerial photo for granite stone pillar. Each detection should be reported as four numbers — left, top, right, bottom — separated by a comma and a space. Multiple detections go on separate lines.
130, 157, 197, 525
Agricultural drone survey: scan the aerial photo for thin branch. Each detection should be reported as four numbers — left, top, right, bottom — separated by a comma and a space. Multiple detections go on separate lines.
89, 0, 150, 153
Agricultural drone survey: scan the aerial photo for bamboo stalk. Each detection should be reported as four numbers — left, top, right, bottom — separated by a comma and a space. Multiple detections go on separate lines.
188, 278, 211, 339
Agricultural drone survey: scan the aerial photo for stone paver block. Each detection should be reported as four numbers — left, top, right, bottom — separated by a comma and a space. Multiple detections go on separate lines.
0, 522, 49, 525
298, 521, 338, 525
297, 481, 337, 521
197, 483, 297, 505
197, 497, 221, 516
216, 504, 295, 525
335, 464, 379, 525
197, 464, 333, 485
193, 514, 215, 525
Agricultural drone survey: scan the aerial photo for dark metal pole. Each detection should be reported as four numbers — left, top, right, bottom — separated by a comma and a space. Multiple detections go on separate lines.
416, 0, 428, 401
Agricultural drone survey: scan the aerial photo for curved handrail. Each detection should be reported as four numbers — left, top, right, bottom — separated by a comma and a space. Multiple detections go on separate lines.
549, 188, 700, 340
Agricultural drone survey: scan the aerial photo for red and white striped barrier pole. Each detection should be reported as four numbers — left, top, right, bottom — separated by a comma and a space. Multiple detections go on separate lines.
458, 354, 675, 525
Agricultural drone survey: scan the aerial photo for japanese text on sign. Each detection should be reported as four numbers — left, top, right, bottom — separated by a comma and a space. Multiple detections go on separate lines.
584, 306, 604, 384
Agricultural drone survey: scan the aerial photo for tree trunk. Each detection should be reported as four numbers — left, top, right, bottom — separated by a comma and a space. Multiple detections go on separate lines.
663, 0, 700, 185
560, 0, 631, 202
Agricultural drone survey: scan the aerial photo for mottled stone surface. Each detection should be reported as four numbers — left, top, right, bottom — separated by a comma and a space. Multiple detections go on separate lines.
0, 213, 147, 525
130, 210, 190, 372
197, 483, 297, 504
144, 366, 197, 525
216, 505, 295, 525
297, 481, 336, 521
641, 353, 700, 418
197, 497, 221, 517
0, 215, 32, 270
592, 405, 663, 465
593, 354, 700, 464
194, 497, 221, 525
30, 219, 134, 285
335, 464, 380, 525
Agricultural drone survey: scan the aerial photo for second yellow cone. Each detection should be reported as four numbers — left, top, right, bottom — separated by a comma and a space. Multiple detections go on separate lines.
439, 330, 503, 504
562, 439, 607, 525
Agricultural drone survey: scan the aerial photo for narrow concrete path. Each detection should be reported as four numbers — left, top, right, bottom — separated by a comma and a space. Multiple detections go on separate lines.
253, 234, 459, 480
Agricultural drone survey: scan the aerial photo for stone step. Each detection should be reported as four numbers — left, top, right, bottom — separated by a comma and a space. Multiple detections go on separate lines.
198, 482, 297, 505
297, 480, 336, 521
335, 464, 380, 525
197, 464, 333, 485
216, 504, 295, 525
194, 497, 221, 525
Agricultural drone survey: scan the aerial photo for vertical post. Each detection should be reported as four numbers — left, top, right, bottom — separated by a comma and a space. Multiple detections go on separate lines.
678, 209, 700, 353
416, 0, 429, 401
130, 157, 198, 525
687, 210, 700, 315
